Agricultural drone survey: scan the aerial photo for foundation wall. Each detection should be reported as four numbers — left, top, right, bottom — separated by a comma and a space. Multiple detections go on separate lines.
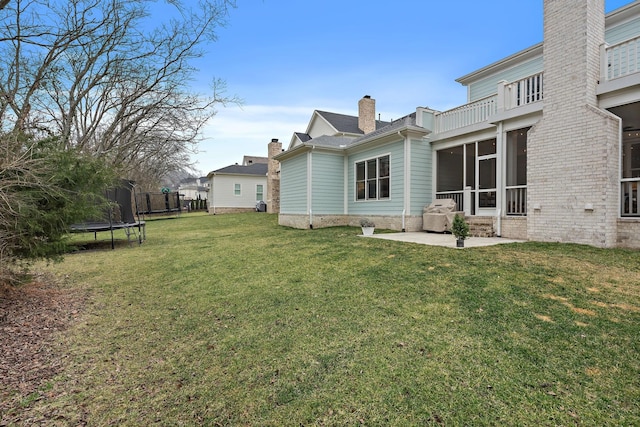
500, 217, 528, 240
617, 219, 640, 249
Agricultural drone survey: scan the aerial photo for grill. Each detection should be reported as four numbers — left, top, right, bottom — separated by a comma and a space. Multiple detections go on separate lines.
422, 199, 464, 233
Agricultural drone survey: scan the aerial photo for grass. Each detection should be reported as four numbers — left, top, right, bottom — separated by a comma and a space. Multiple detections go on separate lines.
8, 212, 640, 425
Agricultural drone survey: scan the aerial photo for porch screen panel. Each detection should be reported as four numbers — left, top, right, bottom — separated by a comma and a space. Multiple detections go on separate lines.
506, 127, 529, 216
622, 132, 640, 216
477, 139, 496, 156
478, 157, 497, 208
436, 146, 463, 192
465, 143, 475, 189
506, 128, 529, 186
622, 133, 640, 178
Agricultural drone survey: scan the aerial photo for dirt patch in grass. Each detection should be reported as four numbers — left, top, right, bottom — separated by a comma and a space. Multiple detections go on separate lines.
534, 313, 554, 323
0, 274, 86, 421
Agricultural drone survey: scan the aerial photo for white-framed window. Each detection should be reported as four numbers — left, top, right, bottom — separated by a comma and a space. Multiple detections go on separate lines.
256, 184, 264, 201
355, 155, 390, 201
234, 183, 241, 196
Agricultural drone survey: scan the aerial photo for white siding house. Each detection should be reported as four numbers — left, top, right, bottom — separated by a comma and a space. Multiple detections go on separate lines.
207, 163, 268, 214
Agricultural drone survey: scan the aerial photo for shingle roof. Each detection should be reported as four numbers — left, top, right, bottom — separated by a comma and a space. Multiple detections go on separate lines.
348, 113, 418, 145
303, 135, 356, 148
295, 132, 312, 143
212, 163, 268, 176
295, 113, 419, 151
316, 111, 390, 134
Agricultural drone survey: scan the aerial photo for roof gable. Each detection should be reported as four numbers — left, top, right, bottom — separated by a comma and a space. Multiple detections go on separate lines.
210, 163, 268, 176
305, 110, 391, 139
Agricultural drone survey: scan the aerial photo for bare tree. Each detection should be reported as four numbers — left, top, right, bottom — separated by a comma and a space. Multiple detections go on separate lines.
0, 0, 239, 186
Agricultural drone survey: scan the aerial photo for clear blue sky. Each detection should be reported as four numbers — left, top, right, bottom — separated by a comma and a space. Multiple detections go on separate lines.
191, 0, 632, 175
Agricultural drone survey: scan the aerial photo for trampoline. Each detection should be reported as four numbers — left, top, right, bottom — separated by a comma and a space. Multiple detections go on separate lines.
136, 191, 182, 215
70, 180, 146, 249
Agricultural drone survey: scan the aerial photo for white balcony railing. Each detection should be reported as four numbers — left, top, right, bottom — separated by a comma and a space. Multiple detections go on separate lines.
603, 36, 640, 81
433, 72, 544, 134
434, 95, 497, 133
505, 185, 527, 216
621, 179, 639, 217
504, 72, 544, 109
436, 191, 464, 213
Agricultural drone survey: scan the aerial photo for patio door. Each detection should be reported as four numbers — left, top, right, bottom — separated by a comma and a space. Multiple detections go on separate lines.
475, 139, 497, 215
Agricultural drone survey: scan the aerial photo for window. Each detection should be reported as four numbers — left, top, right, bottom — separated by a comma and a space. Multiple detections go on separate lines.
234, 183, 241, 196
356, 155, 390, 200
256, 184, 264, 201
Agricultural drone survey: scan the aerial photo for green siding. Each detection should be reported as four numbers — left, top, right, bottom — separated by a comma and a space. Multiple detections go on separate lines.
311, 152, 344, 214
606, 16, 640, 45
468, 56, 544, 102
410, 138, 432, 216
347, 140, 405, 216
280, 154, 308, 214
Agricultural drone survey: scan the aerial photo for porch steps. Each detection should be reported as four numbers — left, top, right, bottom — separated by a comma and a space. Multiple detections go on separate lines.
467, 217, 495, 238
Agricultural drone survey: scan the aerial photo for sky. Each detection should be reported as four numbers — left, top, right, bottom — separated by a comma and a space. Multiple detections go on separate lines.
190, 0, 632, 176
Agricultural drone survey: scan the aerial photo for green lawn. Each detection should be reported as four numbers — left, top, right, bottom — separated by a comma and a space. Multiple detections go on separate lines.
7, 213, 640, 425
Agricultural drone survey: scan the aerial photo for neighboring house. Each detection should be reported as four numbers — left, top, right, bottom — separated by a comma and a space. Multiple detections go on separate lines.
242, 156, 268, 166
274, 0, 640, 249
207, 162, 268, 214
178, 176, 209, 201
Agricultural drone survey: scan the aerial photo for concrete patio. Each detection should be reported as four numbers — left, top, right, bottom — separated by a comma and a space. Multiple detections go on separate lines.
362, 231, 524, 248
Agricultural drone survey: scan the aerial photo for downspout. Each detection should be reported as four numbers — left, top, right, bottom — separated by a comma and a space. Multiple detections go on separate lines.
496, 122, 504, 237
400, 130, 408, 232
308, 147, 313, 229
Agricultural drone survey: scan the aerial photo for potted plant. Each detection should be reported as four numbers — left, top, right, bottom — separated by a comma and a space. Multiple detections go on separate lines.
451, 214, 469, 247
360, 218, 375, 236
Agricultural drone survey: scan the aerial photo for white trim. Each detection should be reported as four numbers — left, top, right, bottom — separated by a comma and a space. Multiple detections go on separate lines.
343, 154, 349, 214
307, 150, 312, 216
496, 122, 504, 226
403, 133, 411, 218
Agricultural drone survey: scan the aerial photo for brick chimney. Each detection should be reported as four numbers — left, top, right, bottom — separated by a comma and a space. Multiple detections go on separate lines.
527, 0, 620, 247
358, 95, 376, 134
266, 138, 282, 213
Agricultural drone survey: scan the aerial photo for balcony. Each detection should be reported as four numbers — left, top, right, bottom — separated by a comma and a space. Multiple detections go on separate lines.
433, 72, 544, 135
434, 95, 498, 134
433, 36, 640, 136
603, 36, 640, 81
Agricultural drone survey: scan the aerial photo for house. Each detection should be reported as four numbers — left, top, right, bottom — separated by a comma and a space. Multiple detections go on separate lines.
274, 0, 640, 249
177, 176, 209, 202
207, 160, 268, 214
